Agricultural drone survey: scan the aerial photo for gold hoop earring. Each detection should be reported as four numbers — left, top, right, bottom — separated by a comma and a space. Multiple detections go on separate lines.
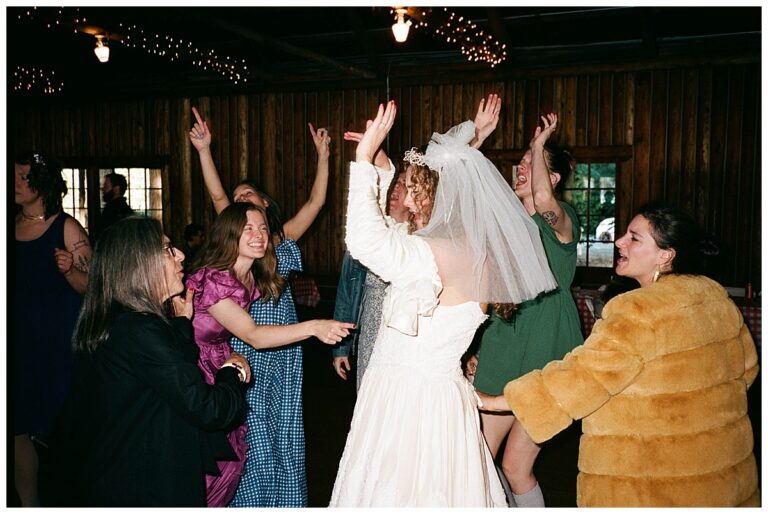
653, 265, 661, 283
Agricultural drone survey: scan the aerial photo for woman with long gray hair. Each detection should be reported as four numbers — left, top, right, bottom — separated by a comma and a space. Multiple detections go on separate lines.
51, 216, 250, 506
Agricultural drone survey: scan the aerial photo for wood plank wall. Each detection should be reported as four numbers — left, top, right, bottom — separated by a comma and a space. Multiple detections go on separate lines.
10, 61, 761, 288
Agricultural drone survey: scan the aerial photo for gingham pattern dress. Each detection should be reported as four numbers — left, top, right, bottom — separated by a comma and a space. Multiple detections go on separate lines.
229, 239, 307, 507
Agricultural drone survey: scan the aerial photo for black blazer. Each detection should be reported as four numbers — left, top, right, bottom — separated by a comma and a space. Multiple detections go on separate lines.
50, 311, 245, 507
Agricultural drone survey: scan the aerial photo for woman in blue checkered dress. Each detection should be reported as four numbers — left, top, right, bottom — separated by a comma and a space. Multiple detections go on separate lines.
190, 109, 335, 506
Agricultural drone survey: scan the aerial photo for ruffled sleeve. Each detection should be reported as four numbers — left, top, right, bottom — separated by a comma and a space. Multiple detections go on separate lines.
186, 267, 259, 312
275, 239, 303, 277
345, 160, 442, 336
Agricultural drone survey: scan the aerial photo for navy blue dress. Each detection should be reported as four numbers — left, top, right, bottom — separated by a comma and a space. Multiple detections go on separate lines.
14, 213, 83, 436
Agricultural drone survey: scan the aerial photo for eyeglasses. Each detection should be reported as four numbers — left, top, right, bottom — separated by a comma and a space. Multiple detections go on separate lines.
162, 242, 177, 258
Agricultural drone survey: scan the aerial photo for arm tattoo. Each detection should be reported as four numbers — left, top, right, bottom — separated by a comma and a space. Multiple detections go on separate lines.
74, 255, 90, 273
71, 238, 90, 251
542, 210, 559, 227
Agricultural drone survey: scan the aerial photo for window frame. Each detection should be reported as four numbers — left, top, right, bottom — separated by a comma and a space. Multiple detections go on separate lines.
58, 157, 169, 240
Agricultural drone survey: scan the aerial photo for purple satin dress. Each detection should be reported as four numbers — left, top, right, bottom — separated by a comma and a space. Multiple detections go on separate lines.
186, 267, 261, 507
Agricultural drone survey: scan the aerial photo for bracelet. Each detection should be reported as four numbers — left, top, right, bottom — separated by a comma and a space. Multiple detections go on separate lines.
220, 362, 247, 383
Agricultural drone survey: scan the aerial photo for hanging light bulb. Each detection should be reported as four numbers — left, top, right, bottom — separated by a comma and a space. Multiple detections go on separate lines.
392, 8, 412, 43
94, 34, 110, 63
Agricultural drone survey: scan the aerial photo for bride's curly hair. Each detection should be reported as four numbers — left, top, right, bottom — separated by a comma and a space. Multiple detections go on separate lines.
406, 163, 439, 235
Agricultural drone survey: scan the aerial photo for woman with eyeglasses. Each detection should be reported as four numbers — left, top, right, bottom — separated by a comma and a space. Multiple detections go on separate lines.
185, 201, 354, 506
51, 216, 250, 506
13, 152, 91, 506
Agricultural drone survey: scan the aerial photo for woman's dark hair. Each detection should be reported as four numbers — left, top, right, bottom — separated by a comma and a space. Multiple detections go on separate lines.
542, 141, 574, 197
232, 180, 286, 242
15, 152, 67, 218
384, 169, 407, 217
73, 216, 169, 352
192, 202, 285, 303
637, 201, 722, 277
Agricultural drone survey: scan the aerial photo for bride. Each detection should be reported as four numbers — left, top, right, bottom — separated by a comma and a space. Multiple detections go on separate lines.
330, 100, 557, 507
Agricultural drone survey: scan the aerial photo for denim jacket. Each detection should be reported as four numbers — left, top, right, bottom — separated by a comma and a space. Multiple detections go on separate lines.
332, 251, 368, 357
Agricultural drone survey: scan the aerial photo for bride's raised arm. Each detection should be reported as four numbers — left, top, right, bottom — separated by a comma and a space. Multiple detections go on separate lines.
345, 101, 438, 288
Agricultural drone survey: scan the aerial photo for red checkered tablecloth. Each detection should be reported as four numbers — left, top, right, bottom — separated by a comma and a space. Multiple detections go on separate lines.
741, 305, 761, 347
290, 275, 321, 308
575, 295, 596, 337
576, 293, 761, 347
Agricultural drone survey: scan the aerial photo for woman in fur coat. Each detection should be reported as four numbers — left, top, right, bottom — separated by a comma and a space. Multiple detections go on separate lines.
478, 201, 759, 507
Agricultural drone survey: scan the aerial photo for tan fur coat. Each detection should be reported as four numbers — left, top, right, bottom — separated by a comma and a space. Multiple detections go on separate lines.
504, 274, 759, 507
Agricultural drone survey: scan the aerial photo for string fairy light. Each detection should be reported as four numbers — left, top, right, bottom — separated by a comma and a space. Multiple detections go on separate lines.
16, 7, 251, 86
392, 7, 507, 67
13, 66, 65, 94
116, 23, 249, 84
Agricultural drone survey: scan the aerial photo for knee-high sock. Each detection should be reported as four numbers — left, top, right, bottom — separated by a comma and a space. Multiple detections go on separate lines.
512, 482, 544, 508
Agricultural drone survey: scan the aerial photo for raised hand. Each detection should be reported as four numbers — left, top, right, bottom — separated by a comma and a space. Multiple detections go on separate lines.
345, 122, 390, 169
171, 287, 195, 320
189, 106, 212, 152
313, 320, 357, 345
308, 122, 331, 160
472, 93, 502, 149
530, 112, 558, 149
355, 100, 397, 164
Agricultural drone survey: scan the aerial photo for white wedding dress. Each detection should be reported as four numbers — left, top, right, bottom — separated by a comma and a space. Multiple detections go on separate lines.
329, 160, 507, 507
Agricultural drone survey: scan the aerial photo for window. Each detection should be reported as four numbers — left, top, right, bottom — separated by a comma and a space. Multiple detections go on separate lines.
563, 162, 616, 268
100, 167, 163, 221
61, 168, 90, 232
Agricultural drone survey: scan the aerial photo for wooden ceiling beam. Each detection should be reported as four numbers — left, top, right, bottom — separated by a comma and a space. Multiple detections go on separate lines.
181, 9, 376, 80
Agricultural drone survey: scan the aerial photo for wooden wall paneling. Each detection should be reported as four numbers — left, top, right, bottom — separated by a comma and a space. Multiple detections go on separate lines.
178, 98, 193, 244
299, 90, 316, 274
612, 73, 626, 147
191, 95, 212, 225
512, 79, 525, 151
329, 90, 346, 274
721, 65, 746, 284
706, 66, 728, 235
632, 71, 652, 210
526, 78, 542, 140
262, 94, 278, 205
598, 73, 613, 146
486, 80, 504, 151
665, 69, 683, 207
338, 88, 356, 272
229, 95, 242, 197
432, 84, 445, 139
538, 76, 553, 117
694, 66, 713, 230
326, 90, 344, 274
616, 72, 636, 226
496, 80, 515, 182
648, 69, 669, 201
461, 82, 474, 129
575, 74, 588, 146
451, 82, 463, 127
738, 66, 760, 286
563, 76, 578, 147
237, 95, 249, 184
301, 91, 317, 273
247, 93, 261, 189
679, 68, 699, 216
417, 84, 431, 147
587, 74, 600, 147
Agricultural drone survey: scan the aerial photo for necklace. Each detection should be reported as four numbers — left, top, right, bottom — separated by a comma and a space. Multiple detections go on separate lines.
21, 211, 45, 221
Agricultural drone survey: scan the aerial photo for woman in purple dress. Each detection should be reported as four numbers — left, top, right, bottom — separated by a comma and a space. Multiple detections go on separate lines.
186, 202, 354, 506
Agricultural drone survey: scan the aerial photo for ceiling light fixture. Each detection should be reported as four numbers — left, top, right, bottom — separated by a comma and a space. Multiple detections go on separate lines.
94, 34, 110, 63
392, 8, 412, 43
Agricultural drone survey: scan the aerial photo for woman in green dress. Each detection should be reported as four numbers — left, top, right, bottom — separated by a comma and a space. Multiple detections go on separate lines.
473, 113, 583, 507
